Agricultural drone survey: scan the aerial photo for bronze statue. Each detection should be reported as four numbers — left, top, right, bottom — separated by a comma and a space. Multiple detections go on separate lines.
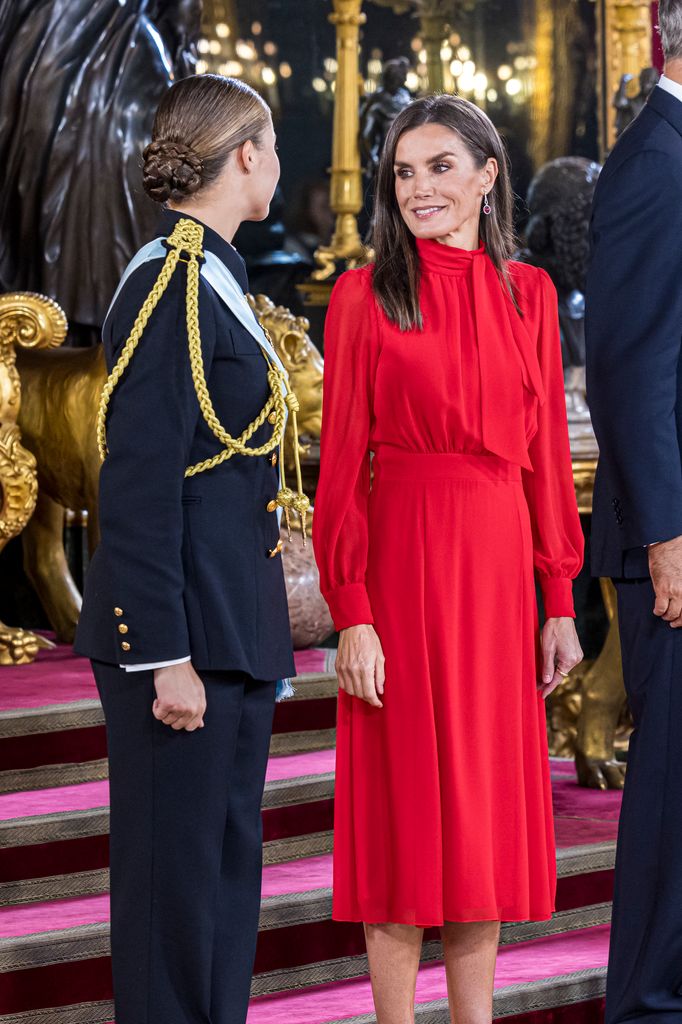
360, 58, 413, 182
518, 156, 601, 429
0, 0, 200, 339
518, 156, 630, 790
613, 68, 660, 138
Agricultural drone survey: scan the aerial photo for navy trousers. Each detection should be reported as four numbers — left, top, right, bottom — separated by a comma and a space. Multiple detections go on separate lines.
606, 579, 682, 1024
92, 662, 276, 1024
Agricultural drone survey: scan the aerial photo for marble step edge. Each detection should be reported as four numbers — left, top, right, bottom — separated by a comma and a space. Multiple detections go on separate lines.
0, 901, 612, 976
0, 771, 335, 850
0, 674, 338, 738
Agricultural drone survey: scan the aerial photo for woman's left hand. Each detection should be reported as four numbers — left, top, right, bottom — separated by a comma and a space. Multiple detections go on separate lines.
539, 617, 583, 699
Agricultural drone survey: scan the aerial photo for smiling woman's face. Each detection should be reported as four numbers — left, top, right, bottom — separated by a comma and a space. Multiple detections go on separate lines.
393, 123, 497, 246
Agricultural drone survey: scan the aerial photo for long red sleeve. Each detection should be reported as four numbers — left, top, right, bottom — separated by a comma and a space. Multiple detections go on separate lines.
313, 269, 379, 630
520, 269, 585, 618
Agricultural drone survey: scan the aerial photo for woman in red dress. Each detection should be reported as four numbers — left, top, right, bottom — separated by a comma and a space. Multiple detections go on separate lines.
314, 95, 584, 1022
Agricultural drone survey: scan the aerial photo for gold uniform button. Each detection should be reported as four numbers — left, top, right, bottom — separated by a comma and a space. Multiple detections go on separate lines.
118, 623, 129, 634
114, 607, 123, 617
121, 641, 131, 652
268, 412, 277, 425
271, 453, 278, 467
266, 500, 278, 513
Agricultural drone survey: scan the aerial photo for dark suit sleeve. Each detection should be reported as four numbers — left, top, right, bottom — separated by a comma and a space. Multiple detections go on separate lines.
98, 261, 216, 665
586, 149, 682, 549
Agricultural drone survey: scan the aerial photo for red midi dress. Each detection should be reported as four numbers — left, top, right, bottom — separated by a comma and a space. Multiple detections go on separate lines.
313, 238, 584, 927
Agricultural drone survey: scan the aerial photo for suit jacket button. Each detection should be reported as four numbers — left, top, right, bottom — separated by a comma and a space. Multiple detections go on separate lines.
266, 500, 278, 513
121, 641, 131, 652
268, 412, 277, 425
118, 624, 129, 634
114, 607, 123, 617
271, 453, 278, 467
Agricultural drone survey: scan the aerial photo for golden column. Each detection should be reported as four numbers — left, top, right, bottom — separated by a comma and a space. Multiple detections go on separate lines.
417, 0, 453, 93
598, 0, 653, 155
312, 0, 369, 281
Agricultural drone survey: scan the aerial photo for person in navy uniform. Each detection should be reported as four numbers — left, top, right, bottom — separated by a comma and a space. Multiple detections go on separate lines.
585, 2, 682, 1021
75, 76, 299, 1024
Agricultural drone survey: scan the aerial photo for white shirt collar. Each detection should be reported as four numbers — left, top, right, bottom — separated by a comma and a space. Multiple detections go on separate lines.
658, 75, 682, 105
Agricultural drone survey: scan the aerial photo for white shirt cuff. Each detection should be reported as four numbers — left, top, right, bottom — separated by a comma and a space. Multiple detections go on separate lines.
120, 656, 191, 673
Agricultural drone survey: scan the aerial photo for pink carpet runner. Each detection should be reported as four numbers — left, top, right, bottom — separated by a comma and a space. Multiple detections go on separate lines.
246, 926, 610, 1023
0, 642, 336, 712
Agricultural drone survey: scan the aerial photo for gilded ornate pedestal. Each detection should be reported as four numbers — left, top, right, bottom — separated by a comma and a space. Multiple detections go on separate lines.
0, 293, 67, 664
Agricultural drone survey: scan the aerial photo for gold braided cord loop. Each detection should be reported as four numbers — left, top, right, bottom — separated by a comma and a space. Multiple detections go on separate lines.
97, 247, 185, 461
96, 218, 310, 539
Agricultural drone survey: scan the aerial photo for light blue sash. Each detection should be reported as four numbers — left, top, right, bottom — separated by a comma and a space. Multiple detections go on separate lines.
105, 238, 295, 702
104, 238, 289, 385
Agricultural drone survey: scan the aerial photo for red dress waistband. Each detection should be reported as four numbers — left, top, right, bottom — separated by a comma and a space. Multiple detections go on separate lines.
372, 447, 522, 483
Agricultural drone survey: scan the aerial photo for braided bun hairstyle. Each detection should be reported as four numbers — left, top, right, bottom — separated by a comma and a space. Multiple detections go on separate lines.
143, 75, 271, 205
143, 141, 204, 203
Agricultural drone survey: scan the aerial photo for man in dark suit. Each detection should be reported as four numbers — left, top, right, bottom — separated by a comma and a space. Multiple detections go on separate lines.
585, 2, 682, 1020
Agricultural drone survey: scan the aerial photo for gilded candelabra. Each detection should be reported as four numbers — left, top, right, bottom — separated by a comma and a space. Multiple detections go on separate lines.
312, 0, 371, 281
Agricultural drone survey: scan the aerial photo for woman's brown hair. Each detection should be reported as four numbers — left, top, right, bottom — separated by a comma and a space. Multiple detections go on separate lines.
143, 75, 271, 204
372, 94, 517, 331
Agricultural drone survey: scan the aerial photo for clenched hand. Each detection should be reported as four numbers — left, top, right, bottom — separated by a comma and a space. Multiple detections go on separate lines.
153, 662, 207, 731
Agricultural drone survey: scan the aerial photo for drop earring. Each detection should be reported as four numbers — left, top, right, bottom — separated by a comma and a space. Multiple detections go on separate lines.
483, 192, 492, 216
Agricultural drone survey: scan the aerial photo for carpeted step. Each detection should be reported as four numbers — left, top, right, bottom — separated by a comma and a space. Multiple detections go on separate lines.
0, 829, 614, 1012
0, 648, 338, 793
0, 767, 618, 1014
0, 761, 618, 909
0, 748, 336, 904
0, 912, 609, 1023
247, 925, 610, 1023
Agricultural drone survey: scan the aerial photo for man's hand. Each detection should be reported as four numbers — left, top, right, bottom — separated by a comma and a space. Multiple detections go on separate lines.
539, 617, 584, 699
153, 662, 206, 731
649, 536, 682, 626
337, 624, 386, 708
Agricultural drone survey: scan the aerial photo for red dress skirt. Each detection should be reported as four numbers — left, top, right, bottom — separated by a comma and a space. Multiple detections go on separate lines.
314, 240, 584, 926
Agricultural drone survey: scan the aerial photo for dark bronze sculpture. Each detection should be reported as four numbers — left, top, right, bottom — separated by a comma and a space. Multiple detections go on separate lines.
613, 68, 660, 138
519, 156, 632, 791
360, 58, 413, 182
0, 0, 201, 340
518, 156, 601, 381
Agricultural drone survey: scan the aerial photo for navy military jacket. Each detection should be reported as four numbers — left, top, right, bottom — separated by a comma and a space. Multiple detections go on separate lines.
75, 210, 296, 680
586, 86, 682, 579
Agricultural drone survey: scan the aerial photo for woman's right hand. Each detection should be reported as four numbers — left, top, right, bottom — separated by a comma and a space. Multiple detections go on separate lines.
337, 625, 385, 708
153, 663, 206, 731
